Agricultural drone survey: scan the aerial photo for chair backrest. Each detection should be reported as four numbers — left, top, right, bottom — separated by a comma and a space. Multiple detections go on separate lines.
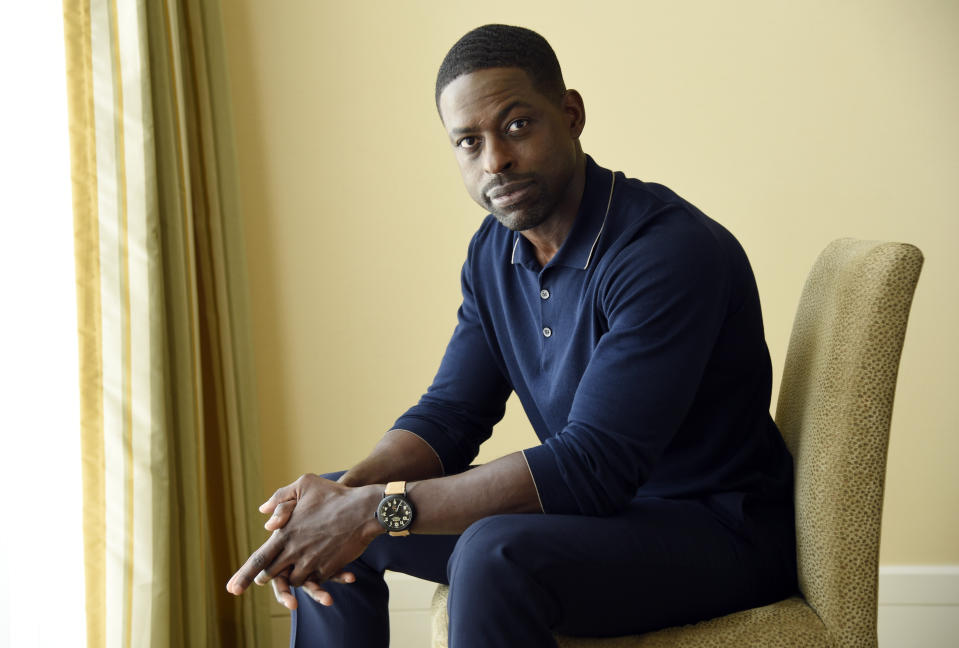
774, 239, 923, 647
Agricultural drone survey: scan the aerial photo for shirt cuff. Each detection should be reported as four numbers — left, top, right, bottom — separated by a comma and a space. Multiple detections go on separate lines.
390, 414, 470, 476
522, 443, 579, 515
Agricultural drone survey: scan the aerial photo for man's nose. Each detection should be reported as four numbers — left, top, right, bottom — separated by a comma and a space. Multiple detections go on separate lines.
483, 138, 513, 175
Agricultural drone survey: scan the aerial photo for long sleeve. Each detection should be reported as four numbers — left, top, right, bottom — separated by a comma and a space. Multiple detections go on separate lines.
521, 217, 753, 516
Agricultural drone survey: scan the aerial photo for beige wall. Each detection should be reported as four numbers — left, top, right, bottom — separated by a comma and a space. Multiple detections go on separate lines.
221, 0, 959, 565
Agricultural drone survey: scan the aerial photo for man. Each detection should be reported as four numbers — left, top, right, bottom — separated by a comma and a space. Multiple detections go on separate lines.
227, 24, 797, 647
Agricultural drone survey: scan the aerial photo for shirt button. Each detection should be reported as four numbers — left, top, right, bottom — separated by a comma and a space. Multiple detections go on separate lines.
540, 289, 550, 300
542, 327, 552, 338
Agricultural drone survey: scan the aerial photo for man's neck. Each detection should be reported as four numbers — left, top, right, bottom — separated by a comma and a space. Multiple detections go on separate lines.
520, 155, 587, 268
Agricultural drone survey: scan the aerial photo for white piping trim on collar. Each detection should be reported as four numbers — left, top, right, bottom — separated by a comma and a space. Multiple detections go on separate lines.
583, 170, 616, 270
510, 236, 520, 264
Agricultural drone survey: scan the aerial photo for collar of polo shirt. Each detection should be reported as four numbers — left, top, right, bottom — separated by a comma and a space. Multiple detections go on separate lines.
510, 156, 615, 272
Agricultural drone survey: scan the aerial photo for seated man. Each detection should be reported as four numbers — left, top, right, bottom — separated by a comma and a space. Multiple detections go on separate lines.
227, 24, 798, 648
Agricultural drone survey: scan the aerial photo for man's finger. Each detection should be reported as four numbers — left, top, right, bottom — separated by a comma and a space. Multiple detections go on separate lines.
227, 534, 284, 595
326, 571, 356, 585
271, 575, 297, 610
300, 569, 356, 605
288, 561, 322, 588
259, 482, 298, 515
301, 579, 333, 606
264, 499, 296, 531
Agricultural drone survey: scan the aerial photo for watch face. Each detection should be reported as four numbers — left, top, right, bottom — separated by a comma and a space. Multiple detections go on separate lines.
376, 495, 413, 532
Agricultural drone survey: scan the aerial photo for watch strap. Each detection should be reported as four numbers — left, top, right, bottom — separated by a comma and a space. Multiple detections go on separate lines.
384, 480, 407, 496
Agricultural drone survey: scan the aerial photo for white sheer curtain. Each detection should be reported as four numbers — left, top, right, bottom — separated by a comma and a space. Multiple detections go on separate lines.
0, 4, 86, 648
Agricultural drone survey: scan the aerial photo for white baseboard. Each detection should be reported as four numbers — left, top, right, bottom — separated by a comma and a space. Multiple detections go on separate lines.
271, 567, 959, 648
385, 570, 438, 611
878, 565, 959, 605
384, 571, 436, 648
878, 565, 959, 648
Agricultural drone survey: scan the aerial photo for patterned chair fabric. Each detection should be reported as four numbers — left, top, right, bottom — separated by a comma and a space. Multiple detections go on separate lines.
430, 239, 923, 648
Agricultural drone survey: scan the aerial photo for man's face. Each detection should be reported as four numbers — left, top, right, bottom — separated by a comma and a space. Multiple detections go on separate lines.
438, 67, 583, 232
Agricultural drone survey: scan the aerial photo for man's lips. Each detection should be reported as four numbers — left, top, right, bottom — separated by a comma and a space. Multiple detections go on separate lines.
487, 180, 534, 208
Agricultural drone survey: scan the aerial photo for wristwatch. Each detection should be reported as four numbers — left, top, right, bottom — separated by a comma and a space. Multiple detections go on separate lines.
375, 481, 414, 536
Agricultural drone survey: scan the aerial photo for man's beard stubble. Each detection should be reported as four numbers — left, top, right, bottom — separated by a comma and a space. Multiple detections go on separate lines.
483, 174, 553, 232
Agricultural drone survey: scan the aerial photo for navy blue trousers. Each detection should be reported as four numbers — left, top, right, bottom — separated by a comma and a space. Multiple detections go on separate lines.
290, 473, 796, 647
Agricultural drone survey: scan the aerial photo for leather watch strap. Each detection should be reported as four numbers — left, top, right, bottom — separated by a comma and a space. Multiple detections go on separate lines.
384, 481, 407, 495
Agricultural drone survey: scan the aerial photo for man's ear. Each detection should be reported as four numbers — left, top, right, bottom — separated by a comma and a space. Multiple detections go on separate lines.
562, 89, 586, 139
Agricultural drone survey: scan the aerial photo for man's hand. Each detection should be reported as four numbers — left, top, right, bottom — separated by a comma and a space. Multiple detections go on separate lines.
267, 567, 357, 610
257, 484, 360, 608
226, 474, 384, 608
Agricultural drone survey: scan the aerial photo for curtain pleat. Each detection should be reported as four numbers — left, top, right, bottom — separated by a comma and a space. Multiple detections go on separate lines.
63, 1, 271, 646
64, 2, 106, 645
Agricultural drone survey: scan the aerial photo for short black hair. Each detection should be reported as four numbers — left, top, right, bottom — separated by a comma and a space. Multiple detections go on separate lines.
435, 24, 566, 110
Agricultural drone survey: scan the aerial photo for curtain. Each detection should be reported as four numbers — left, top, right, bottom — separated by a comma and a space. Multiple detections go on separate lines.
63, 0, 271, 645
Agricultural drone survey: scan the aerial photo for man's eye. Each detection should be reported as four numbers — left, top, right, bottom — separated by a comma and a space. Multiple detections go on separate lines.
457, 136, 478, 150
507, 118, 529, 133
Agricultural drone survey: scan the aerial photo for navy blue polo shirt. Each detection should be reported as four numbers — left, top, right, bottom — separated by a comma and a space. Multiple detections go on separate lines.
393, 156, 793, 518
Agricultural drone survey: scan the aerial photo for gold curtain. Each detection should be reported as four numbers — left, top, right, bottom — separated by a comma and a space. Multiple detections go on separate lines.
63, 0, 271, 645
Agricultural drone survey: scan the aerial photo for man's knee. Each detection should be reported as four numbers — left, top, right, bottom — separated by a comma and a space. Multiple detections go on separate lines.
447, 514, 535, 586
446, 514, 560, 633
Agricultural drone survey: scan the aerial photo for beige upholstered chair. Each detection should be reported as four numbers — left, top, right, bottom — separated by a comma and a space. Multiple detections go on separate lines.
431, 239, 923, 648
